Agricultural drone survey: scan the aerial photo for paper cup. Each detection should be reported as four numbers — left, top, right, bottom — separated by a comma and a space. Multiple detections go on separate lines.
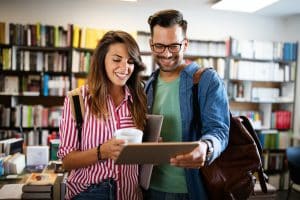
114, 128, 143, 144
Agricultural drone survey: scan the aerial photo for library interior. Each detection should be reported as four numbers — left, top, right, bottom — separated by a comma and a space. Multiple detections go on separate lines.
0, 0, 300, 199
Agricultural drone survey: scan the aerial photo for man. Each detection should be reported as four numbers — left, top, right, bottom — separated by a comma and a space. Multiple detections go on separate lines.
144, 9, 230, 200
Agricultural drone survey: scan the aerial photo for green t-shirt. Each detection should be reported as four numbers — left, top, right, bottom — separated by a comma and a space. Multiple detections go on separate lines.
150, 76, 187, 193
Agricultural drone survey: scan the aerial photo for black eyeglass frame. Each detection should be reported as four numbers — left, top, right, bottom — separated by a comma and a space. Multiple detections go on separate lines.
150, 39, 186, 53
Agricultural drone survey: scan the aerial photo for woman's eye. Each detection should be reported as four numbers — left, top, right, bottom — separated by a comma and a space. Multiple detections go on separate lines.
113, 59, 121, 62
127, 59, 134, 64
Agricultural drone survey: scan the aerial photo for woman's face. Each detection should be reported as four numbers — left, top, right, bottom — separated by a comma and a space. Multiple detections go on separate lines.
105, 43, 135, 88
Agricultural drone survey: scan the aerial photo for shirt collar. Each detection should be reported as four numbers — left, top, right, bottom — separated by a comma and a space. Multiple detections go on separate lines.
124, 85, 133, 103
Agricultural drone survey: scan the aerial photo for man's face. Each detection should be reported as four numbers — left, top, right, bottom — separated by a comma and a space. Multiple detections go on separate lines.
150, 24, 188, 72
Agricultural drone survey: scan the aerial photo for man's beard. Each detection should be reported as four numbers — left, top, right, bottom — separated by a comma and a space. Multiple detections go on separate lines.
155, 55, 180, 72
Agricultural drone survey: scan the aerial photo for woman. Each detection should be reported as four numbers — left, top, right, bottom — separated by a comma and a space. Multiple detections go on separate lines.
58, 30, 147, 200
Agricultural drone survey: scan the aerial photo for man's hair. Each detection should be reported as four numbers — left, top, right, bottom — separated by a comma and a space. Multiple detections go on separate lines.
148, 9, 187, 36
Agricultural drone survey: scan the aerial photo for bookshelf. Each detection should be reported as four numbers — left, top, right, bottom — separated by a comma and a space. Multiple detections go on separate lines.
0, 22, 91, 145
0, 23, 298, 183
227, 37, 298, 189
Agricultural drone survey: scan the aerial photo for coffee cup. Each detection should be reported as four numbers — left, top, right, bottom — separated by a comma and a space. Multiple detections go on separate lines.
114, 128, 143, 144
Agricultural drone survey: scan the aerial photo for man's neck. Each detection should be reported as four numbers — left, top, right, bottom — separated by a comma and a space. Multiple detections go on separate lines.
159, 64, 186, 82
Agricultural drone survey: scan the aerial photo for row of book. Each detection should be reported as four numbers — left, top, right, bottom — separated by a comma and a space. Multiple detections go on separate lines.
24, 130, 59, 147
271, 110, 291, 130
0, 152, 25, 175
72, 77, 86, 89
43, 75, 70, 96
0, 46, 10, 70
0, 22, 125, 50
257, 130, 292, 149
231, 38, 298, 61
1, 47, 70, 72
185, 57, 226, 79
231, 110, 262, 130
0, 130, 58, 154
0, 130, 21, 140
228, 82, 294, 103
0, 22, 68, 47
262, 150, 286, 172
185, 40, 226, 57
0, 104, 63, 128
0, 75, 70, 96
230, 60, 296, 82
0, 138, 23, 156
72, 50, 92, 73
13, 49, 69, 72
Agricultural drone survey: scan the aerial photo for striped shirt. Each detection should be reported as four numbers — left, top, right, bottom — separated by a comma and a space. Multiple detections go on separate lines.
58, 85, 142, 200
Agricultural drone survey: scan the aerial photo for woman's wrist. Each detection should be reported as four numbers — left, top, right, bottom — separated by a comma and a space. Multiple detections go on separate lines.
97, 144, 103, 161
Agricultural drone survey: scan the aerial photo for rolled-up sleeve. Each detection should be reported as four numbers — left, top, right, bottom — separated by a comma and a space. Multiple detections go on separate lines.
200, 71, 230, 164
57, 96, 79, 160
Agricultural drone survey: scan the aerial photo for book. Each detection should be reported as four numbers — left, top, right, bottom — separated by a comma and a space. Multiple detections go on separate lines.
22, 185, 52, 193
26, 173, 57, 185
60, 172, 68, 200
0, 183, 24, 199
21, 192, 52, 200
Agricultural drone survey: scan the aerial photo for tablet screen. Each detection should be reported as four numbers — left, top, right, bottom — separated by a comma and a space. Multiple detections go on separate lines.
115, 142, 198, 164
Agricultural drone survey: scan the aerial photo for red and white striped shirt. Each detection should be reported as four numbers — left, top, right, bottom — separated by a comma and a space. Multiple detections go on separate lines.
58, 85, 142, 200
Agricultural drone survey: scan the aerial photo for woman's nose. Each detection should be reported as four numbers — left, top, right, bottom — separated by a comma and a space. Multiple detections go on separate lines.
120, 61, 130, 73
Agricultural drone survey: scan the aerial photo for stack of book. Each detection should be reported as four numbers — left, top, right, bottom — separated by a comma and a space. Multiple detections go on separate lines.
21, 173, 57, 200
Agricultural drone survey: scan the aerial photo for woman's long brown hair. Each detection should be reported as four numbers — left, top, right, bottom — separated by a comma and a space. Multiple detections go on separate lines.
87, 31, 147, 130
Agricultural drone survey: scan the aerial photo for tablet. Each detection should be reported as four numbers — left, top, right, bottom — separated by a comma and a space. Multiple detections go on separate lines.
140, 114, 163, 190
115, 142, 198, 164
143, 114, 164, 142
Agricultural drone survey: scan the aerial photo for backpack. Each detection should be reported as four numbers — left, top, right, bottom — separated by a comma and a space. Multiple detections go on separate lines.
193, 68, 268, 200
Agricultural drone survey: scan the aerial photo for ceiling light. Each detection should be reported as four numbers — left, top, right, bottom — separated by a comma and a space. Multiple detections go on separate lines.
120, 0, 137, 2
212, 0, 279, 13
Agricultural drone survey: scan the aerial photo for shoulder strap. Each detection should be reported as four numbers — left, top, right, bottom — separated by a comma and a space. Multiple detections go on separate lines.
192, 67, 210, 128
239, 116, 268, 193
193, 67, 208, 84
67, 88, 85, 149
67, 88, 85, 120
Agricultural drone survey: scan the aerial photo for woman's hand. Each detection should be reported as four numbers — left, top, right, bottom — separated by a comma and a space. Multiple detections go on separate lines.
100, 138, 126, 160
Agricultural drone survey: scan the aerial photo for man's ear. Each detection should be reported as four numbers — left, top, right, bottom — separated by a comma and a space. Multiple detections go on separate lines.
149, 38, 153, 49
183, 38, 189, 51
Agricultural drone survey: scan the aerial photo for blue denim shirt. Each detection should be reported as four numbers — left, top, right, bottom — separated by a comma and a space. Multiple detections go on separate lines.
145, 62, 230, 200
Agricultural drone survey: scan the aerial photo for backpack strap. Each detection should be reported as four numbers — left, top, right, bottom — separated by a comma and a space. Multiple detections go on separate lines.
240, 116, 268, 193
192, 67, 210, 129
67, 88, 85, 150
193, 67, 209, 84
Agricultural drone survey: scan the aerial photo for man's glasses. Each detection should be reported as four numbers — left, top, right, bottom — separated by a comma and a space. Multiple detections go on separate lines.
151, 40, 185, 53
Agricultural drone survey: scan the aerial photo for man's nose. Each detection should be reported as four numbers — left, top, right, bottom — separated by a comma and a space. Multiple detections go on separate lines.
161, 47, 172, 57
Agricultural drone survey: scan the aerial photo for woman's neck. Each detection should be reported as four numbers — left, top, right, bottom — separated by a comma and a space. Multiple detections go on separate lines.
109, 85, 125, 107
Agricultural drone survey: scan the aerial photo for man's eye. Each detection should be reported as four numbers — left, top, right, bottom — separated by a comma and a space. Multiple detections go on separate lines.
170, 45, 179, 49
154, 44, 164, 49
